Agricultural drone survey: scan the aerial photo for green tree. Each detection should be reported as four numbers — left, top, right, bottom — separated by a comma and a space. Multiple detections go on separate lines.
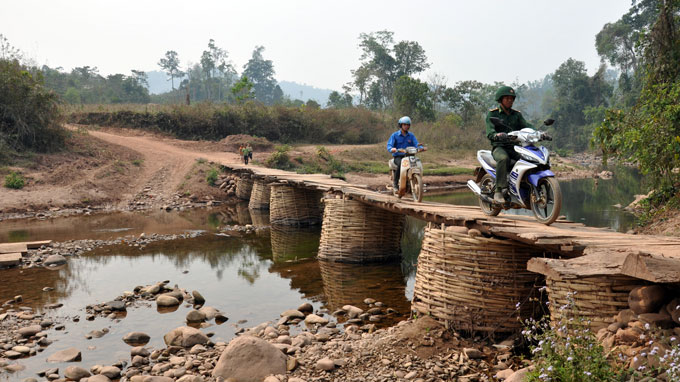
327, 91, 353, 108
393, 75, 435, 121
243, 46, 279, 105
231, 75, 254, 104
158, 50, 183, 91
0, 34, 22, 61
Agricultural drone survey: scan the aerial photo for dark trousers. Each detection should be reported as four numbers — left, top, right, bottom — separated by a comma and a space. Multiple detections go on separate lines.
492, 146, 521, 191
244, 155, 249, 165
392, 156, 405, 188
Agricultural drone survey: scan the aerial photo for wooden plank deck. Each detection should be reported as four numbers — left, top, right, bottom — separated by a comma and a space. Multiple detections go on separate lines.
225, 163, 680, 283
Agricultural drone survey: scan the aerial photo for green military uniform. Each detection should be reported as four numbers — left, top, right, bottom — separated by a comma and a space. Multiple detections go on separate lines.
485, 102, 535, 194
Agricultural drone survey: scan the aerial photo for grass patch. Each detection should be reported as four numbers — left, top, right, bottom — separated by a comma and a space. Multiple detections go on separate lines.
4, 171, 25, 189
131, 159, 143, 166
206, 167, 219, 186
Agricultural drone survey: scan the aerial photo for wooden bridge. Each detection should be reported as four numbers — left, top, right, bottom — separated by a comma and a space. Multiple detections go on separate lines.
223, 162, 680, 284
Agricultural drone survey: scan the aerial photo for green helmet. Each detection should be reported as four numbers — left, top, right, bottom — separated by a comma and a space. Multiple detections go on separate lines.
495, 86, 516, 102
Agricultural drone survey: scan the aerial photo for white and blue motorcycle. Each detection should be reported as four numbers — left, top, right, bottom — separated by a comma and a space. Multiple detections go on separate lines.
467, 118, 562, 225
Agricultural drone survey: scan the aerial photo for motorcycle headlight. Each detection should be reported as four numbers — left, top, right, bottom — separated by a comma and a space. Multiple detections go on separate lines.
520, 152, 536, 162
406, 147, 418, 154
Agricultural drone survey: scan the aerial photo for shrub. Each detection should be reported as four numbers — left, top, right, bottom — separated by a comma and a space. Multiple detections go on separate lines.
4, 171, 25, 189
206, 168, 219, 186
265, 145, 293, 170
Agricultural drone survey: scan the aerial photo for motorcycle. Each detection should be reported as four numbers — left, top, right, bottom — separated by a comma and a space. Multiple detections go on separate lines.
467, 118, 562, 225
389, 147, 425, 202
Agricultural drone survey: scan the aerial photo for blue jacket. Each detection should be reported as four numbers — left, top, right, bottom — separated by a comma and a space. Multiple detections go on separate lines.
387, 130, 420, 157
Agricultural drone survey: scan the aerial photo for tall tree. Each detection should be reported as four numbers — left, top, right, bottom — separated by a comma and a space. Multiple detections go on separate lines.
158, 50, 182, 91
243, 46, 278, 105
393, 76, 435, 121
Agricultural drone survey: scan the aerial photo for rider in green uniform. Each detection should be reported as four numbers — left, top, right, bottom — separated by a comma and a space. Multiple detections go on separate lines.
485, 86, 534, 203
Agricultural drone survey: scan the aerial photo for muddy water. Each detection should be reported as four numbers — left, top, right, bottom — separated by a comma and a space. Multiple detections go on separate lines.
0, 205, 420, 380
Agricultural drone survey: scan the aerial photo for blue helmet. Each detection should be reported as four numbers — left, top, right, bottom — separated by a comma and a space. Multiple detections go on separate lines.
398, 116, 411, 127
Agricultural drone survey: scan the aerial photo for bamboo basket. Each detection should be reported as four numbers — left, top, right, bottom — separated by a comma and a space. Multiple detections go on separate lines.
318, 197, 404, 263
270, 225, 320, 262
236, 177, 254, 200
319, 259, 410, 316
249, 208, 270, 226
269, 185, 323, 226
236, 202, 252, 225
546, 276, 642, 330
248, 180, 271, 210
412, 223, 546, 334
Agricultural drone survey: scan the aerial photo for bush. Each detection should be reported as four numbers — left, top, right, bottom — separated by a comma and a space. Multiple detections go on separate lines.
4, 171, 25, 189
0, 59, 64, 152
265, 145, 293, 170
206, 168, 219, 186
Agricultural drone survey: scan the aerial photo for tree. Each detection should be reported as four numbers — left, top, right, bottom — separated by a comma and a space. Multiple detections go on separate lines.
393, 76, 435, 121
327, 91, 353, 108
231, 76, 254, 104
0, 34, 22, 61
243, 46, 278, 105
158, 50, 182, 91
393, 41, 430, 78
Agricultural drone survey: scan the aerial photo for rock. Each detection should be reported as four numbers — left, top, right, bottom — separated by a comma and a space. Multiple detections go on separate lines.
18, 325, 42, 337
212, 335, 287, 381
64, 366, 90, 380
44, 255, 67, 266
189, 344, 207, 354
177, 376, 204, 382
88, 375, 112, 382
12, 345, 30, 354
505, 367, 530, 382
198, 306, 219, 320
495, 368, 514, 380
304, 314, 329, 325
156, 294, 180, 307
287, 357, 299, 371
99, 366, 121, 379
297, 303, 313, 313
186, 310, 206, 323
342, 305, 364, 318
616, 309, 637, 325
464, 348, 484, 359
5, 363, 26, 372
629, 285, 669, 314
638, 312, 675, 329
316, 357, 335, 371
616, 327, 642, 344
104, 300, 126, 311
131, 346, 150, 357
191, 290, 205, 305
123, 332, 150, 345
405, 371, 418, 379
47, 347, 81, 362
4, 350, 22, 359
288, 379, 306, 382
165, 289, 184, 301
363, 298, 376, 305
280, 310, 305, 319
143, 284, 162, 295
263, 377, 280, 382
163, 326, 209, 347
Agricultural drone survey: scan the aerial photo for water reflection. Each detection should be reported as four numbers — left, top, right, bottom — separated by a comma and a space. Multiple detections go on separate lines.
270, 225, 320, 262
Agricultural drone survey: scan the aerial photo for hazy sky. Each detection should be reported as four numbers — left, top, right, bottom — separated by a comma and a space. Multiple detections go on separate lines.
2, 0, 631, 90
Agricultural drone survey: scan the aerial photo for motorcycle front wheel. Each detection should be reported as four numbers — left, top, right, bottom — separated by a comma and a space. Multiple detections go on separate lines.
479, 174, 501, 216
530, 177, 562, 225
410, 174, 423, 202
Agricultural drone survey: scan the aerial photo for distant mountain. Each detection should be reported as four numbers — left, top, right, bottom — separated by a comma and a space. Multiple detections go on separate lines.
145, 71, 336, 104
278, 81, 335, 105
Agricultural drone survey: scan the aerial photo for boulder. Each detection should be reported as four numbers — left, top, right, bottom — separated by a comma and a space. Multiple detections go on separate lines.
99, 366, 121, 379
191, 291, 205, 305
638, 312, 675, 329
505, 367, 530, 382
316, 357, 335, 371
18, 325, 42, 337
156, 294, 180, 307
88, 375, 112, 382
342, 305, 363, 318
163, 326, 209, 348
212, 335, 287, 381
198, 306, 219, 320
280, 310, 305, 319
123, 332, 150, 345
186, 310, 206, 323
304, 314, 328, 325
47, 347, 82, 362
64, 366, 90, 380
44, 255, 67, 266
104, 300, 126, 311
297, 303, 313, 313
628, 285, 669, 314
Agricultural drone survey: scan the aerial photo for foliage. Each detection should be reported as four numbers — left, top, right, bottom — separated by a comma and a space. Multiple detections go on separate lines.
231, 76, 255, 104
206, 167, 219, 186
327, 91, 353, 108
243, 46, 282, 105
523, 292, 627, 382
265, 145, 293, 170
41, 65, 150, 104
0, 58, 64, 153
594, 0, 680, 198
4, 171, 25, 189
393, 75, 435, 122
158, 50, 183, 91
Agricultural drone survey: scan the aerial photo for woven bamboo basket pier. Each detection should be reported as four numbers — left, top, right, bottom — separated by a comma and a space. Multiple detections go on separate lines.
317, 197, 405, 263
412, 223, 547, 334
319, 259, 409, 314
269, 185, 323, 226
236, 177, 254, 200
270, 225, 320, 262
249, 208, 270, 226
236, 202, 252, 225
248, 180, 271, 210
546, 276, 642, 330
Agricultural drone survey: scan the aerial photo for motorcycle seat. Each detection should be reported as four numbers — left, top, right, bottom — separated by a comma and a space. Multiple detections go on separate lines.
478, 150, 497, 167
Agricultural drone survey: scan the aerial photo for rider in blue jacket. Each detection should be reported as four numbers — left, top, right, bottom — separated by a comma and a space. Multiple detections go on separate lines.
387, 116, 423, 191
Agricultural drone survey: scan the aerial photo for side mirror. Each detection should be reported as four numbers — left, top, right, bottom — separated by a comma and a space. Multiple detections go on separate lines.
489, 117, 502, 127
544, 119, 555, 126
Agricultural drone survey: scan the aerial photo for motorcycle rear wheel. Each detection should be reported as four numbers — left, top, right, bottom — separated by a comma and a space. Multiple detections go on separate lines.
410, 174, 423, 203
479, 174, 501, 216
530, 177, 562, 225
